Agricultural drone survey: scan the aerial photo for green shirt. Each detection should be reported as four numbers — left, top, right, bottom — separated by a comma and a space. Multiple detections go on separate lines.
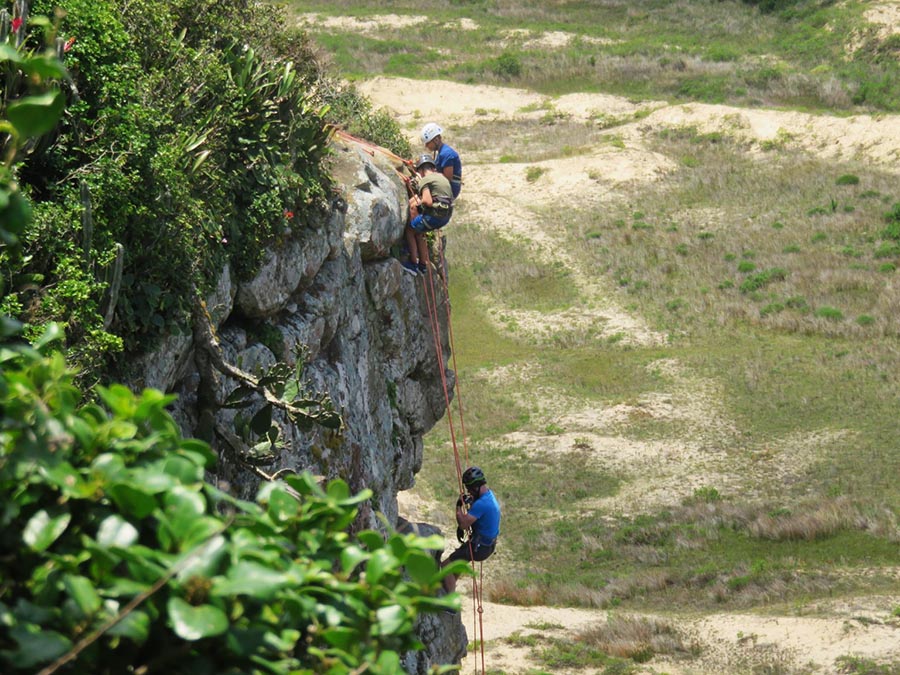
417, 172, 453, 216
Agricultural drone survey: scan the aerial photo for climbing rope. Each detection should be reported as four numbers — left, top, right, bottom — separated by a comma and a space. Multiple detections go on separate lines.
420, 258, 465, 492
420, 246, 487, 675
434, 240, 471, 468
335, 127, 487, 671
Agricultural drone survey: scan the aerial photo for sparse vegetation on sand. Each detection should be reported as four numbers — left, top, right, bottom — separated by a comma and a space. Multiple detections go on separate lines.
296, 0, 900, 672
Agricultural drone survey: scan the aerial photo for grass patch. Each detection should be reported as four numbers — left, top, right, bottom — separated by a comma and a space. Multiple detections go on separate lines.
577, 614, 689, 662
560, 129, 900, 339
450, 220, 580, 313
487, 498, 898, 610
312, 0, 900, 629
290, 0, 900, 112
834, 655, 900, 675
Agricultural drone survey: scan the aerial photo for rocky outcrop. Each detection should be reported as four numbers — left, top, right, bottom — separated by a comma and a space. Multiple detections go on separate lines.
136, 136, 465, 671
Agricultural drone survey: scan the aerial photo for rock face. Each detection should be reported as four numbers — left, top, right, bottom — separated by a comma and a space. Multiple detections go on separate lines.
138, 137, 466, 671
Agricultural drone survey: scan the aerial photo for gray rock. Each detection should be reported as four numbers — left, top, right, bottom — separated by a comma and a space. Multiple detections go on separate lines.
331, 141, 408, 261
234, 223, 331, 318
155, 136, 465, 672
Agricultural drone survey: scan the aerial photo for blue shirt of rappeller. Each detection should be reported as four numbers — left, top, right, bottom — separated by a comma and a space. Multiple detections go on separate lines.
468, 489, 500, 542
435, 143, 462, 199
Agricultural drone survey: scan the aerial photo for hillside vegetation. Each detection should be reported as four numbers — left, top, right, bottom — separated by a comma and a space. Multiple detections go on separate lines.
1, 0, 408, 384
289, 0, 900, 111
293, 1, 900, 672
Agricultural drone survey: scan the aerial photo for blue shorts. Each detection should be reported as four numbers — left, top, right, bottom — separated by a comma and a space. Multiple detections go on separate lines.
410, 213, 451, 233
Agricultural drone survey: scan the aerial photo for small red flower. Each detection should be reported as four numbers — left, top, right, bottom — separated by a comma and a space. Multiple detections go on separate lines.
11, 17, 22, 32
284, 210, 294, 220
64, 36, 76, 52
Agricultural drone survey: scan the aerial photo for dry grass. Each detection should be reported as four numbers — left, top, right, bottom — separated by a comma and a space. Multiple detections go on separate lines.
577, 613, 689, 660
454, 116, 615, 164
488, 579, 552, 607
748, 497, 871, 542
681, 497, 899, 543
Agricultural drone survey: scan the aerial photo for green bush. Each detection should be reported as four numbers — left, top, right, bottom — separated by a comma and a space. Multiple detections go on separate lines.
0, 326, 461, 674
526, 165, 547, 182
882, 202, 900, 241
321, 82, 411, 157
10, 0, 334, 379
760, 302, 784, 317
815, 306, 844, 321
491, 51, 522, 80
874, 241, 900, 258
835, 174, 860, 186
739, 267, 787, 293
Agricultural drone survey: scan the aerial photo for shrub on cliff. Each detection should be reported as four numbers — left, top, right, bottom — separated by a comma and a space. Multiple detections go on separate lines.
5, 0, 408, 384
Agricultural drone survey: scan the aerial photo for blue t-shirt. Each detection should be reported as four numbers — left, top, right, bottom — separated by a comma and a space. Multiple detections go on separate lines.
468, 489, 500, 541
435, 144, 462, 198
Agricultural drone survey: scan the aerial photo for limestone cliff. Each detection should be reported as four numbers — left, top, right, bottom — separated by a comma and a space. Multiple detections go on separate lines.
134, 136, 467, 670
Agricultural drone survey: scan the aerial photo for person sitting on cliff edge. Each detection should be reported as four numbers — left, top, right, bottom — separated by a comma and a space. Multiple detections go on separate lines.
421, 122, 462, 201
402, 154, 453, 276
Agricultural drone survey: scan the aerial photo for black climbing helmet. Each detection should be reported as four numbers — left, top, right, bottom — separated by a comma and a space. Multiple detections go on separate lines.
415, 154, 436, 172
462, 466, 486, 489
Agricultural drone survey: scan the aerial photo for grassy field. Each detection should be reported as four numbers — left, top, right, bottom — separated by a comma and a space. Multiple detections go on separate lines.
286, 0, 900, 111
418, 125, 900, 610
290, 0, 900, 669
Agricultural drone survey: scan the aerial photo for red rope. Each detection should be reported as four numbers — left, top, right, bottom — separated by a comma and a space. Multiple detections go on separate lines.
435, 241, 471, 467
421, 250, 487, 675
420, 258, 464, 492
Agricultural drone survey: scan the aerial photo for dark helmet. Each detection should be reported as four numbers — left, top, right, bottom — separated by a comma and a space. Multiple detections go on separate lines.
462, 466, 486, 489
415, 154, 436, 172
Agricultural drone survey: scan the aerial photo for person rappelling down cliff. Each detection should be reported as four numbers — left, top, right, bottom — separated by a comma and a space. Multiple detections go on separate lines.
440, 466, 501, 595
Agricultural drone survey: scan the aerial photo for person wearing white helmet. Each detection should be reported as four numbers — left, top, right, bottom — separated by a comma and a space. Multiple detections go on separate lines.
402, 154, 454, 276
421, 122, 462, 200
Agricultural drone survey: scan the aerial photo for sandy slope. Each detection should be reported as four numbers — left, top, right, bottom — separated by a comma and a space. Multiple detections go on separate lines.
380, 73, 900, 673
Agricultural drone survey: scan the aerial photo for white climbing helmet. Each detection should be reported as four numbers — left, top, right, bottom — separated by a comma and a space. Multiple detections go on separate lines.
421, 122, 443, 144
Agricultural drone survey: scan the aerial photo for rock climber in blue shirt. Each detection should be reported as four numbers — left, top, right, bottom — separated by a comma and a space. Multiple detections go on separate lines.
421, 122, 462, 201
441, 466, 500, 594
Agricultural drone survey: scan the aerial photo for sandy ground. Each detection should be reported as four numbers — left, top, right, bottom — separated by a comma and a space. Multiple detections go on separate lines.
344, 9, 900, 670
865, 1, 900, 40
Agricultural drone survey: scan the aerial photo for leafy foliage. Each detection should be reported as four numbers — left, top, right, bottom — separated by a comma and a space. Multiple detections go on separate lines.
0, 325, 464, 673
0, 30, 463, 671
0, 2, 66, 291
5, 0, 336, 378
882, 202, 900, 241
320, 81, 411, 158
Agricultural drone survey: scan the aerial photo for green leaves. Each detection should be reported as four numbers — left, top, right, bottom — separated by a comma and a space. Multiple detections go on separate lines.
97, 515, 139, 548
167, 598, 228, 640
3, 625, 72, 668
0, 228, 443, 675
63, 575, 102, 616
212, 561, 289, 600
23, 509, 71, 551
6, 89, 63, 139
405, 550, 440, 586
